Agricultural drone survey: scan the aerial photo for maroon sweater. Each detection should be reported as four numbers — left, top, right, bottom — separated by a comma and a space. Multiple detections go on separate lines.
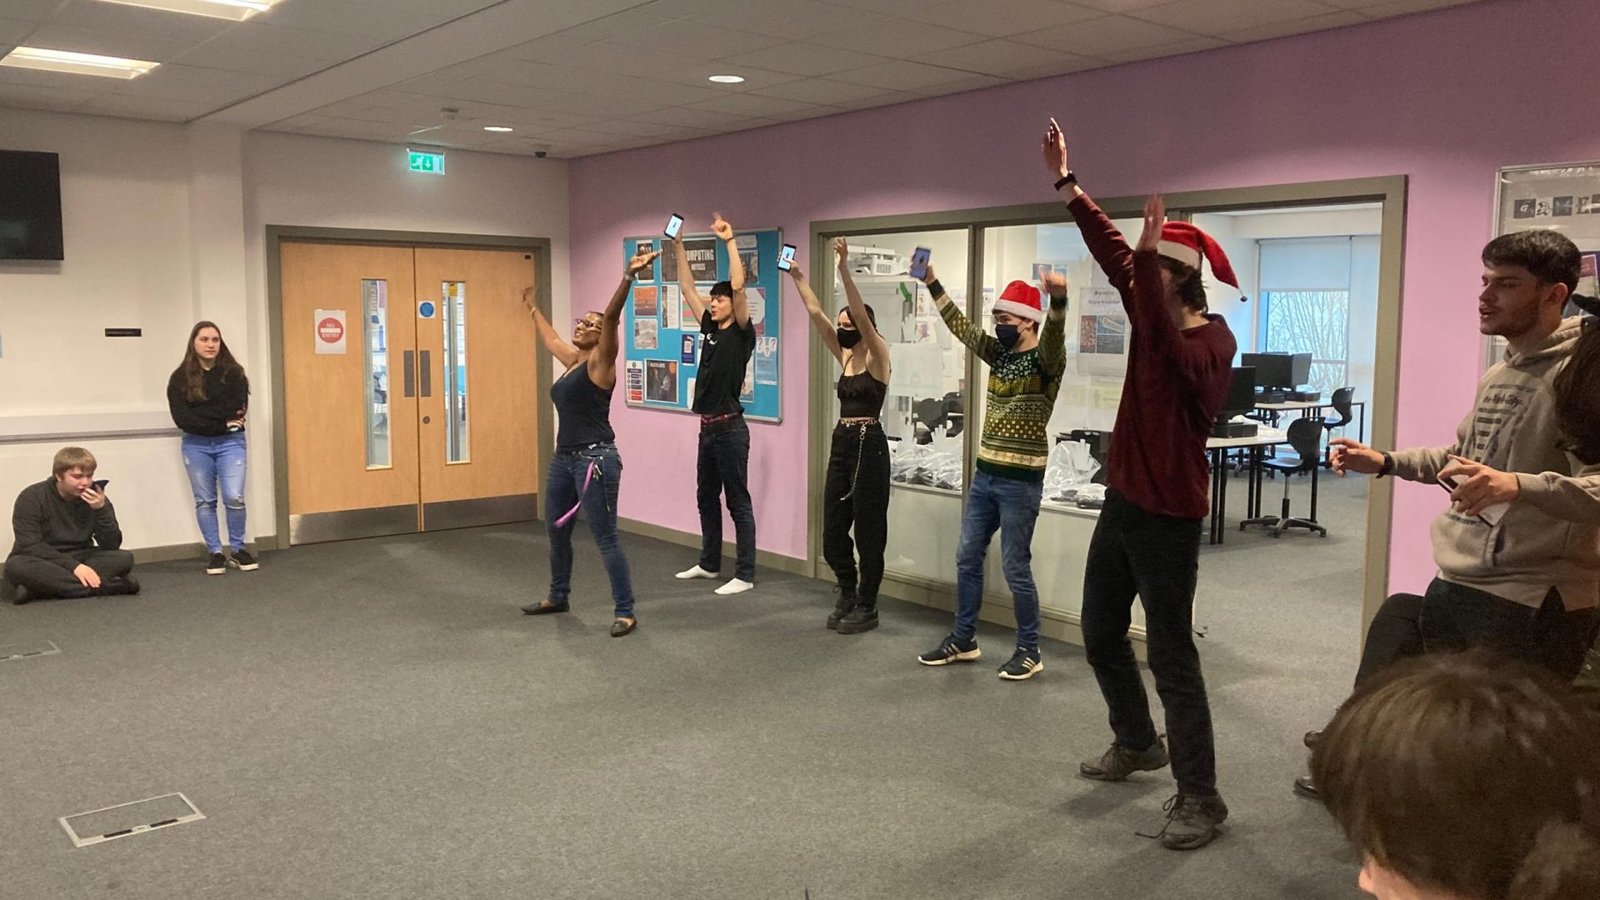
1068, 193, 1236, 520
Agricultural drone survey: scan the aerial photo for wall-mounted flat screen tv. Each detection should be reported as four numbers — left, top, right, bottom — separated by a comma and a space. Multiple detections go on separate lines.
0, 150, 65, 260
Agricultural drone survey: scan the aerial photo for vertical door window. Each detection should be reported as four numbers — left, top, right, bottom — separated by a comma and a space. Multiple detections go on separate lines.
362, 278, 391, 469
442, 281, 470, 463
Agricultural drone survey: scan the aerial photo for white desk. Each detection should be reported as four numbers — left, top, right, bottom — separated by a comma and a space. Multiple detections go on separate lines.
1256, 399, 1366, 444
1206, 426, 1287, 544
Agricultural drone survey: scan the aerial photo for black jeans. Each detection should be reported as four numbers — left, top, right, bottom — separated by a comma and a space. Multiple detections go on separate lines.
696, 416, 756, 581
1081, 488, 1216, 797
822, 422, 890, 603
4, 548, 134, 599
1355, 578, 1600, 685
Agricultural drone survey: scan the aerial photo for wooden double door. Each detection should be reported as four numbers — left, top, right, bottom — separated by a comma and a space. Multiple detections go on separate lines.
280, 241, 539, 544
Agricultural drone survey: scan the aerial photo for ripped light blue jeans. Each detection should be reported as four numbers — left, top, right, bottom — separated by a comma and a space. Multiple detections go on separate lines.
182, 432, 248, 554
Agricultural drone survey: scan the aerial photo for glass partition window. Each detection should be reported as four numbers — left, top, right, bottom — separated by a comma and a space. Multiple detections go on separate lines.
831, 228, 970, 587
361, 279, 391, 469
442, 280, 470, 463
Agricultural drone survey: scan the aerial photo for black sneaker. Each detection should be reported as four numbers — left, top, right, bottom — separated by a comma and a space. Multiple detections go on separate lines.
229, 549, 259, 572
1292, 773, 1319, 800
997, 647, 1043, 681
827, 586, 856, 631
1148, 793, 1229, 851
1080, 738, 1170, 781
917, 635, 981, 666
205, 553, 226, 575
837, 601, 878, 634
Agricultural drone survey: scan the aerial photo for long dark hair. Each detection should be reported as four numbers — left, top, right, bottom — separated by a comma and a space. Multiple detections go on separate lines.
175, 320, 246, 403
1554, 317, 1600, 464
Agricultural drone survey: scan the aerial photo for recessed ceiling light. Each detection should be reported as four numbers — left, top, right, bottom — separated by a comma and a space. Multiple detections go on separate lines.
483, 125, 514, 133
0, 46, 159, 79
94, 0, 280, 21
708, 74, 745, 84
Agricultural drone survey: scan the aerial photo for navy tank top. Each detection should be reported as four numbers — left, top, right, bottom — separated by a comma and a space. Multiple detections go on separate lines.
552, 363, 615, 450
837, 370, 887, 419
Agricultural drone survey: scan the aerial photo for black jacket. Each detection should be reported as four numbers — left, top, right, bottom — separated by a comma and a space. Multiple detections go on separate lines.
167, 365, 250, 436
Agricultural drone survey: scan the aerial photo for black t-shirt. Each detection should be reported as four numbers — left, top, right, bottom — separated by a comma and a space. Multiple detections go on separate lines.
692, 310, 756, 416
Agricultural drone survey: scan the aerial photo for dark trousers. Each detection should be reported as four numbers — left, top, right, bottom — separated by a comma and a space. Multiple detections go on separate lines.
1355, 578, 1600, 685
821, 423, 890, 603
1081, 488, 1216, 797
696, 417, 756, 581
4, 548, 134, 599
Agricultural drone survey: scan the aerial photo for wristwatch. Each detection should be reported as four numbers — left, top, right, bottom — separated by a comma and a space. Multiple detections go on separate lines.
1054, 171, 1077, 191
1377, 451, 1394, 478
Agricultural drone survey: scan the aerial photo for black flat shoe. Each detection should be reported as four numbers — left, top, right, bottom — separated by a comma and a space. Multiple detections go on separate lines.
609, 618, 637, 637
520, 601, 570, 615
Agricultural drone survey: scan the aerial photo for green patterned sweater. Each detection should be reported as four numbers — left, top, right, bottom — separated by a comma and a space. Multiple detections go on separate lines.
936, 291, 1068, 482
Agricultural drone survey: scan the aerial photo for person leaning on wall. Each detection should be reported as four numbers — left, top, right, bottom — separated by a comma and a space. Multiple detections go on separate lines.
167, 320, 257, 576
4, 446, 139, 604
1312, 651, 1600, 900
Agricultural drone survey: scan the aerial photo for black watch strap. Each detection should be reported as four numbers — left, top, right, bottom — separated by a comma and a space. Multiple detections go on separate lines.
1377, 451, 1394, 478
1054, 171, 1077, 191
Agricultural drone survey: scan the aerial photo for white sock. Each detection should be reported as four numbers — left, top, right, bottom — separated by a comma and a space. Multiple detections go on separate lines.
715, 578, 755, 595
675, 565, 719, 580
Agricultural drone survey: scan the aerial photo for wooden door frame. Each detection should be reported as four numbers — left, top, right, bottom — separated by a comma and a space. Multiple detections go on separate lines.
265, 226, 553, 549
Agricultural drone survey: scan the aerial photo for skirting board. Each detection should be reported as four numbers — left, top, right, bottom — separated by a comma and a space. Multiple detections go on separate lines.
130, 534, 283, 565
614, 516, 1144, 652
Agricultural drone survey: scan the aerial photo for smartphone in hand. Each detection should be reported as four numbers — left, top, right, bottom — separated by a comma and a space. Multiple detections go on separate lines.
1438, 473, 1508, 527
92, 479, 109, 490
909, 246, 932, 281
777, 244, 797, 272
664, 214, 685, 240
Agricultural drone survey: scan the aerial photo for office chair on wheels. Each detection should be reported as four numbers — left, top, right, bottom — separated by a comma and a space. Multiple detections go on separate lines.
1241, 416, 1328, 538
1320, 386, 1354, 466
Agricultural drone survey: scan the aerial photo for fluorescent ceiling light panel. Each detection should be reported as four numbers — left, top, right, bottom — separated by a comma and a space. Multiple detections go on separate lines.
483, 125, 514, 132
0, 46, 159, 79
95, 0, 280, 21
708, 74, 745, 84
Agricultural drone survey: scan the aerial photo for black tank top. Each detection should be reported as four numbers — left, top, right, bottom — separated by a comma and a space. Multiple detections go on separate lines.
551, 363, 615, 450
837, 370, 887, 419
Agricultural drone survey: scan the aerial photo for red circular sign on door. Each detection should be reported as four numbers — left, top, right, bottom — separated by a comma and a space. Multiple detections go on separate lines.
317, 316, 344, 343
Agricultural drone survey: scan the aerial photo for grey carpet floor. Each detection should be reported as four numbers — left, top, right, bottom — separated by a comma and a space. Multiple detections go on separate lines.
1, 472, 1373, 899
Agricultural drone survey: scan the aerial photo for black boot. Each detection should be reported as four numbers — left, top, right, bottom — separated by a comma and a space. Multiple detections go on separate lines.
837, 595, 878, 634
827, 586, 857, 631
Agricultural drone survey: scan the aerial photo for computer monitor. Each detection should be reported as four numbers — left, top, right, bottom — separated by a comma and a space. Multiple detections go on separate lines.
1240, 352, 1311, 389
1220, 367, 1256, 417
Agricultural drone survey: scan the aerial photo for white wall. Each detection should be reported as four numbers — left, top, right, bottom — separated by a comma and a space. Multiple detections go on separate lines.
0, 108, 569, 560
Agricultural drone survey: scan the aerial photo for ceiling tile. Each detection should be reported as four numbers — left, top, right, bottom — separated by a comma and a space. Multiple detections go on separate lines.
603, 20, 786, 60
1096, 34, 1228, 62
22, 24, 197, 62
686, 0, 873, 40
833, 89, 920, 111
1130, 0, 1332, 37
933, 39, 1092, 78
352, 0, 504, 16
46, 1, 233, 43
1000, 58, 1110, 81
909, 72, 1008, 95
247, 0, 448, 41
104, 63, 280, 103
0, 82, 98, 111
170, 44, 332, 80
1010, 13, 1198, 54
828, 59, 982, 92
0, 18, 33, 43
717, 41, 889, 78
810, 18, 985, 59
634, 105, 772, 129
1220, 9, 1370, 42
3, 0, 68, 21
576, 118, 705, 138
750, 76, 906, 105
904, 0, 1107, 37
1068, 0, 1174, 11
1356, 0, 1478, 15
196, 22, 388, 60
76, 93, 216, 121
685, 91, 832, 118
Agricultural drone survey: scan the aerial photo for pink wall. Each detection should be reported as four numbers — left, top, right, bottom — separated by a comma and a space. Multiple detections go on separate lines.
570, 0, 1600, 592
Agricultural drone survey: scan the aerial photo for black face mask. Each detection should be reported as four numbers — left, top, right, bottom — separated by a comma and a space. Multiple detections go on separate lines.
995, 323, 1020, 350
837, 328, 862, 349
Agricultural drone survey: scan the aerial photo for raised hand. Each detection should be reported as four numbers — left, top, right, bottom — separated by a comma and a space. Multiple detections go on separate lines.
1043, 117, 1069, 179
626, 249, 661, 277
833, 237, 850, 267
1041, 270, 1068, 298
522, 286, 536, 316
711, 214, 733, 241
1136, 195, 1165, 253
917, 262, 937, 287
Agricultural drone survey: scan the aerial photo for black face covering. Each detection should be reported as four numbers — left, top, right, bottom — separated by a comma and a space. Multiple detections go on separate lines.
995, 323, 1020, 350
837, 328, 862, 349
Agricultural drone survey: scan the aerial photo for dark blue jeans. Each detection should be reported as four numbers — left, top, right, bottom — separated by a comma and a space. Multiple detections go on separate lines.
696, 417, 756, 581
546, 443, 634, 619
953, 469, 1043, 652
1081, 488, 1216, 797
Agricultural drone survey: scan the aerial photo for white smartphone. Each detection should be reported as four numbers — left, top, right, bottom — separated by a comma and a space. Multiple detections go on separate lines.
909, 246, 931, 280
1438, 472, 1508, 527
663, 213, 684, 240
777, 244, 797, 272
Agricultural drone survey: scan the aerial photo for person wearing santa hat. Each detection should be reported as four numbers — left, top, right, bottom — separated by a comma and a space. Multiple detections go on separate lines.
1043, 117, 1239, 850
912, 250, 1070, 681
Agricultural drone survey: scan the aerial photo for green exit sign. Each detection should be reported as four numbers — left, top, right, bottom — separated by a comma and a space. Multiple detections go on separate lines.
407, 149, 445, 174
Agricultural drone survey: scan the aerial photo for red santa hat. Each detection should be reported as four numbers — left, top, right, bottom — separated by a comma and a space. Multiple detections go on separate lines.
992, 280, 1044, 323
1156, 222, 1239, 289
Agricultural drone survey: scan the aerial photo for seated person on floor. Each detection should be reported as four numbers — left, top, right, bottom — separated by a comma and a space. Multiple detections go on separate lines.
4, 447, 139, 603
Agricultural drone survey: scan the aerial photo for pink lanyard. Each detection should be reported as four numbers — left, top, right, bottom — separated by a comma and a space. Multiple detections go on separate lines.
554, 460, 599, 528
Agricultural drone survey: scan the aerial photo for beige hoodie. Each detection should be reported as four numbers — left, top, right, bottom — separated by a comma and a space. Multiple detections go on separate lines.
1390, 317, 1600, 610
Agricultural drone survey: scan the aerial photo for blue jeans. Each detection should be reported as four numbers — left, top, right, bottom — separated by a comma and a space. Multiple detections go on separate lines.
546, 443, 635, 619
182, 432, 248, 554
953, 469, 1043, 652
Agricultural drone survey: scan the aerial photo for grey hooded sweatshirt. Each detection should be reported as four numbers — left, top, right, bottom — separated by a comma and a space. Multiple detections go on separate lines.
1390, 317, 1600, 610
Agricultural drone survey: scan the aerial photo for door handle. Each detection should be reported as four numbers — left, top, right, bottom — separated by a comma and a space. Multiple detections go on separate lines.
420, 350, 432, 398
403, 350, 416, 398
